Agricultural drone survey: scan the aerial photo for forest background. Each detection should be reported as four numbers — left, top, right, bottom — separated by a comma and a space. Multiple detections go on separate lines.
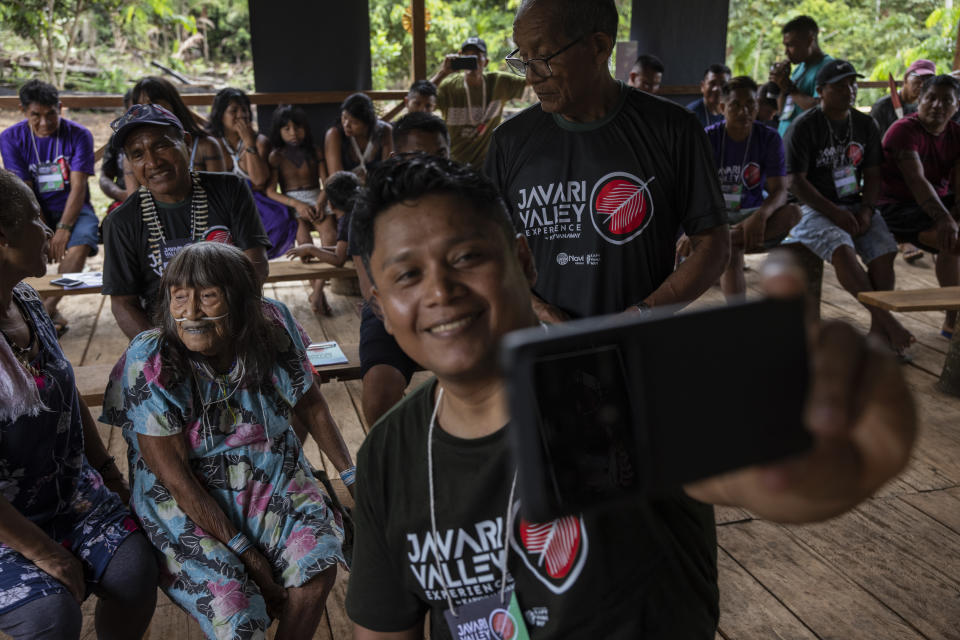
1, 0, 959, 107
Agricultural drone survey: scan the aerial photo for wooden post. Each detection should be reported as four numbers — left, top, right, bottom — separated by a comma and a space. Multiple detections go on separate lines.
937, 316, 960, 396
411, 0, 427, 81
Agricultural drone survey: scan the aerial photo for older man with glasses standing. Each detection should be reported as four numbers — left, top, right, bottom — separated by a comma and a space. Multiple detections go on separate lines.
431, 36, 529, 167
486, 0, 729, 325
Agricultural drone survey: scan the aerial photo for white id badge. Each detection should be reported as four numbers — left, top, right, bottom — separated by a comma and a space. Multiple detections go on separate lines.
833, 165, 859, 198
722, 183, 743, 213
35, 162, 65, 193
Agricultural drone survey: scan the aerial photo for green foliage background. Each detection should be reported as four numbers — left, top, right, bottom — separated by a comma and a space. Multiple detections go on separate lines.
0, 0, 957, 106
728, 0, 960, 105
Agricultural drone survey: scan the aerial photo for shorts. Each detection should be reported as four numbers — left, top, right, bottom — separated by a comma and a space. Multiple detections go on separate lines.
879, 194, 954, 252
46, 204, 100, 256
359, 305, 418, 382
287, 188, 322, 206
782, 203, 897, 264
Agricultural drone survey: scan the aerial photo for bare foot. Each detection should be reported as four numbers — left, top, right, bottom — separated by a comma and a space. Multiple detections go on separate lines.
309, 289, 332, 317
880, 315, 915, 355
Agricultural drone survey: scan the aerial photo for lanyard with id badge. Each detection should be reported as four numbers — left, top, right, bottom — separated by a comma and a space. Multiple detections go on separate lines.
826, 111, 860, 199
30, 126, 69, 194
428, 388, 532, 640
719, 125, 753, 213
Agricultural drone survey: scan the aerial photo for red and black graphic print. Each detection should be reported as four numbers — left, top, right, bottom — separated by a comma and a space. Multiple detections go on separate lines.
203, 225, 234, 244
846, 142, 864, 167
742, 162, 762, 190
510, 503, 589, 594
589, 172, 655, 245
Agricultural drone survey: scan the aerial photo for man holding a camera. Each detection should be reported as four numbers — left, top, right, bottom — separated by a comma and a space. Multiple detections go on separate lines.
432, 37, 528, 167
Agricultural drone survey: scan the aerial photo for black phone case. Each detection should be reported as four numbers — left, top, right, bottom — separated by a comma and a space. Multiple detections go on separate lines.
502, 297, 811, 522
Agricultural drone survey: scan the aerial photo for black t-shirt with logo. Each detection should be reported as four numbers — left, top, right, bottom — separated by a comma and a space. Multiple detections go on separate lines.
345, 380, 720, 639
485, 83, 727, 320
102, 172, 270, 313
784, 106, 882, 206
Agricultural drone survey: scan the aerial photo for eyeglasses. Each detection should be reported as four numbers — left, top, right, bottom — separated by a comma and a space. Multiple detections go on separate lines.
505, 36, 582, 78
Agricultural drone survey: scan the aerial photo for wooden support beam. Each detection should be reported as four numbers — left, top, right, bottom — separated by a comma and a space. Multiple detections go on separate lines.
411, 0, 427, 81
954, 13, 960, 71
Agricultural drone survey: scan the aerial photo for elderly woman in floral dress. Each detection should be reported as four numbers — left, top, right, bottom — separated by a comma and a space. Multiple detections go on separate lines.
101, 242, 355, 639
0, 169, 158, 639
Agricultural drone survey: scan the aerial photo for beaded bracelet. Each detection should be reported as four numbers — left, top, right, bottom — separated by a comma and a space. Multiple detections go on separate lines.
339, 466, 357, 487
227, 532, 252, 556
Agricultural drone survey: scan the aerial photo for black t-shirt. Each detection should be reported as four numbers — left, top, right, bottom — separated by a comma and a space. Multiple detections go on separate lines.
345, 380, 719, 639
102, 172, 270, 312
784, 107, 882, 206
484, 83, 726, 319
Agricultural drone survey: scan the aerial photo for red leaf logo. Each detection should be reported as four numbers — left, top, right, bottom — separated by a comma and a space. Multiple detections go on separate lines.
846, 142, 864, 167
742, 162, 762, 189
519, 516, 581, 579
589, 172, 656, 245
595, 179, 648, 235
204, 226, 234, 245
489, 610, 517, 640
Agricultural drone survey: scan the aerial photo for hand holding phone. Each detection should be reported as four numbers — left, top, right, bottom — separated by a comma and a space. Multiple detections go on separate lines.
451, 55, 479, 71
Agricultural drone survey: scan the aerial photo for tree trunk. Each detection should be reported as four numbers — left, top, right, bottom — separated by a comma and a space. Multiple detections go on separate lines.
58, 0, 88, 90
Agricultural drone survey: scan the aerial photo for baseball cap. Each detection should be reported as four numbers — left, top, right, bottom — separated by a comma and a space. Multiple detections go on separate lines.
461, 37, 487, 55
906, 59, 936, 78
815, 59, 864, 86
110, 103, 184, 151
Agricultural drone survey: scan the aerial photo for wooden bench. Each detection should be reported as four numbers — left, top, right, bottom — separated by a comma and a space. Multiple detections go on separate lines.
77, 344, 362, 406
858, 287, 960, 395
25, 260, 358, 299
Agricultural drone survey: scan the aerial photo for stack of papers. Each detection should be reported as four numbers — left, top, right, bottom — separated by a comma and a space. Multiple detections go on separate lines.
57, 272, 103, 289
307, 341, 349, 367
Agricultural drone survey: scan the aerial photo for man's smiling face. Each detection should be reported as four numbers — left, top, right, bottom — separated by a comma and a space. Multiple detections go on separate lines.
123, 125, 193, 203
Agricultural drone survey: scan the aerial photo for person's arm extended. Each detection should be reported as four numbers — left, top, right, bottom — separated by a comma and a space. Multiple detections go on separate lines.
0, 496, 85, 602
788, 91, 818, 111
111, 295, 152, 340
789, 171, 859, 234
292, 382, 354, 491
286, 244, 344, 267
79, 396, 128, 502
244, 246, 269, 285
354, 625, 423, 640
686, 319, 915, 523
50, 172, 89, 262
639, 224, 730, 311
137, 432, 287, 613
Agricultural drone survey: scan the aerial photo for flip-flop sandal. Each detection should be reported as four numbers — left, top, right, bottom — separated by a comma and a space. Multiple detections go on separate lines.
903, 247, 924, 263
942, 328, 954, 340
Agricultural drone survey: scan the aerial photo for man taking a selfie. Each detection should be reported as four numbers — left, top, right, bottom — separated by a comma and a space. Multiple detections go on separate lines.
432, 37, 528, 167
344, 153, 915, 639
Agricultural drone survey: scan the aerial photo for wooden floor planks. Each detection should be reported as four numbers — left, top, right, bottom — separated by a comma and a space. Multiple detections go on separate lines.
5, 254, 960, 639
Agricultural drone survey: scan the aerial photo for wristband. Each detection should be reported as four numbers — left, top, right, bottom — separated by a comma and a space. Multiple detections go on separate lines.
227, 532, 253, 556
56, 222, 74, 232
339, 466, 357, 487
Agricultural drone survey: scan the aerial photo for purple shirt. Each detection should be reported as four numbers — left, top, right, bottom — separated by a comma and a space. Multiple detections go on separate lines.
705, 121, 785, 209
0, 118, 95, 215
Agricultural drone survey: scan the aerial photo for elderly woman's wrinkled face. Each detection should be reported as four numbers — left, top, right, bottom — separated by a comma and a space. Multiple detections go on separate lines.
170, 285, 230, 358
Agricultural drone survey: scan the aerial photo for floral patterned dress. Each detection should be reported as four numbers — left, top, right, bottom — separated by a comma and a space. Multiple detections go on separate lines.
0, 283, 137, 614
100, 299, 344, 640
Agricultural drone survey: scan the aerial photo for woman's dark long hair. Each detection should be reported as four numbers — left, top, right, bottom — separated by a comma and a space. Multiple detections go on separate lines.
269, 104, 316, 157
132, 76, 205, 138
207, 87, 253, 138
155, 242, 274, 383
335, 92, 377, 138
